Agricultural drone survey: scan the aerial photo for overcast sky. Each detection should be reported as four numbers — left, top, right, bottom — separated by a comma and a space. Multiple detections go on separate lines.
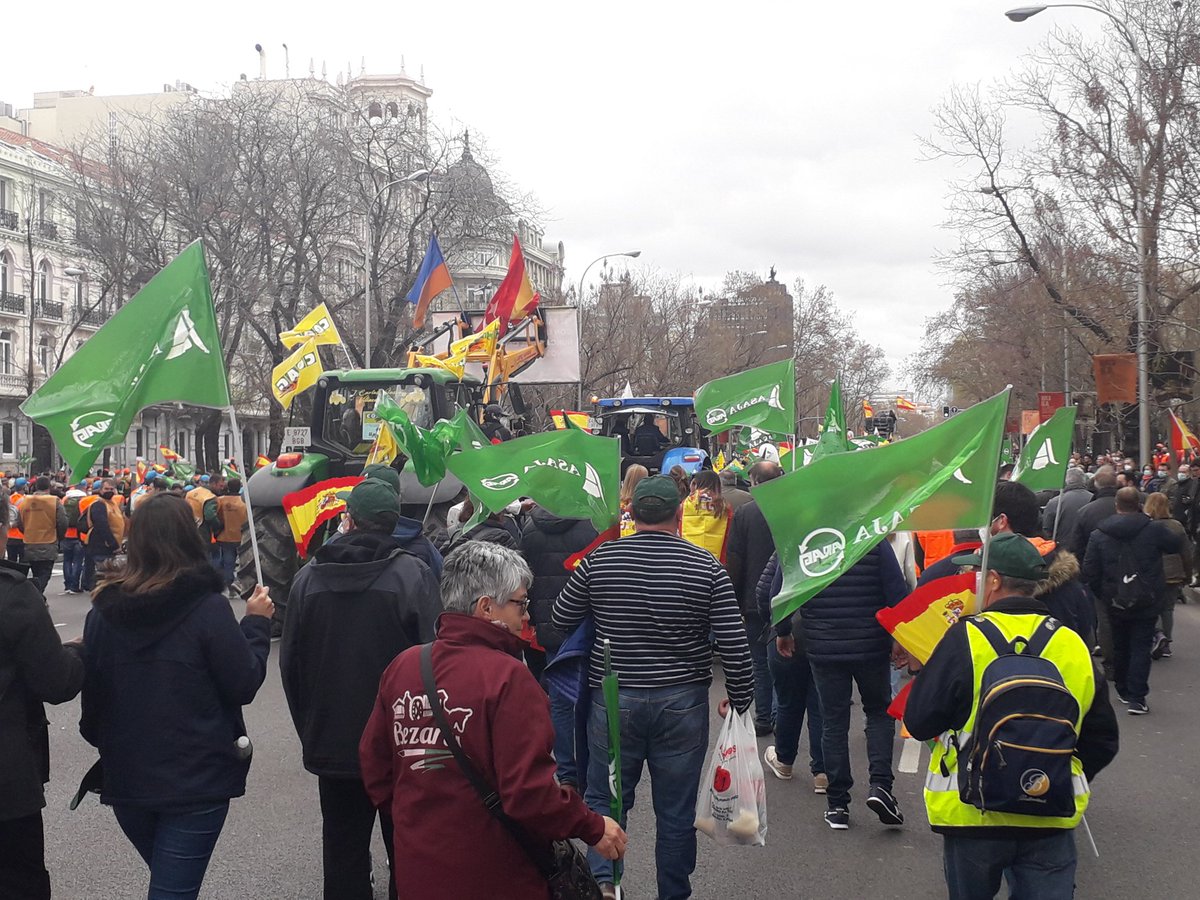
4, 0, 1101, 389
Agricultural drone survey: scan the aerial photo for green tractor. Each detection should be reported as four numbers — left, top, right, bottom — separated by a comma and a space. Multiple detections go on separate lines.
236, 367, 483, 613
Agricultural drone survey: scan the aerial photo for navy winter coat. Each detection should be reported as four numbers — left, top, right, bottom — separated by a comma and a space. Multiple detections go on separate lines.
1082, 511, 1183, 619
797, 542, 908, 664
80, 565, 270, 808
520, 507, 597, 654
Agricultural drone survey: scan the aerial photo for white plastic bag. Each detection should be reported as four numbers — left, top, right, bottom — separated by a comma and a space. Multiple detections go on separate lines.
694, 709, 768, 846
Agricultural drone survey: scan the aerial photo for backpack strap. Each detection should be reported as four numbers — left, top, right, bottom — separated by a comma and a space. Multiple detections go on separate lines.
966, 616, 1012, 657
1021, 616, 1061, 658
968, 614, 1060, 658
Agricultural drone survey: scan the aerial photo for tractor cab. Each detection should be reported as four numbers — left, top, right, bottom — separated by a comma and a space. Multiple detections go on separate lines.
592, 396, 710, 475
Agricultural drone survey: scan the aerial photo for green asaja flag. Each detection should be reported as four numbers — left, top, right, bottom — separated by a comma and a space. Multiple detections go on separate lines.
21, 242, 229, 481
446, 428, 620, 532
695, 358, 796, 436
808, 379, 851, 464
1013, 406, 1077, 491
755, 389, 1010, 624
373, 393, 487, 487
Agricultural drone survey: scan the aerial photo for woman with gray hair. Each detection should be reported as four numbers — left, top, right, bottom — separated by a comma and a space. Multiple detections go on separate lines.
360, 541, 626, 900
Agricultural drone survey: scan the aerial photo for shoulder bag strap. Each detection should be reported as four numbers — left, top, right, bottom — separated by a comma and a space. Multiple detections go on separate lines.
419, 643, 555, 876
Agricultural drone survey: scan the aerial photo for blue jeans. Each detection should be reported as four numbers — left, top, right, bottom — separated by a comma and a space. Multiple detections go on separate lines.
809, 657, 895, 809
767, 641, 824, 773
543, 646, 578, 787
61, 538, 84, 592
744, 611, 775, 728
83, 551, 111, 591
1112, 613, 1156, 703
113, 802, 230, 900
585, 683, 709, 900
213, 542, 237, 587
943, 830, 1077, 899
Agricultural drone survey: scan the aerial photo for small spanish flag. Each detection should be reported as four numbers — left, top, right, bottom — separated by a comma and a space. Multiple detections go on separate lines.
255, 454, 272, 469
550, 410, 590, 431
896, 396, 918, 411
406, 234, 454, 330
1169, 409, 1200, 459
862, 399, 874, 417
283, 476, 363, 558
159, 446, 180, 462
484, 235, 540, 335
875, 572, 977, 664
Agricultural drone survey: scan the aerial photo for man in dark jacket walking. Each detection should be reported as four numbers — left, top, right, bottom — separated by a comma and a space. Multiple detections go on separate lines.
520, 505, 598, 789
0, 557, 84, 899
725, 459, 784, 734
1067, 465, 1118, 557
281, 478, 442, 900
1082, 486, 1182, 714
800, 540, 909, 830
1041, 466, 1092, 540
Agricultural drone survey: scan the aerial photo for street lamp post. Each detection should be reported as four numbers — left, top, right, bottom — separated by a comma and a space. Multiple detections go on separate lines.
364, 169, 430, 368
575, 249, 642, 408
1006, 3, 1151, 464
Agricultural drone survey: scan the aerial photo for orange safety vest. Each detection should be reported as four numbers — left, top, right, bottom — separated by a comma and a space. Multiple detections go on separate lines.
77, 495, 100, 545
215, 495, 248, 543
915, 530, 956, 574
7, 493, 24, 540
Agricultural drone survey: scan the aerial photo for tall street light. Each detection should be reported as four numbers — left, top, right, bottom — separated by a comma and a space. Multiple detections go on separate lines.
364, 169, 430, 367
576, 249, 642, 407
1006, 3, 1151, 464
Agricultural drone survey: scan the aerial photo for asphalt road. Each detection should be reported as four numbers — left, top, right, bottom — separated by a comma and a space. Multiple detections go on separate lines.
38, 574, 1200, 899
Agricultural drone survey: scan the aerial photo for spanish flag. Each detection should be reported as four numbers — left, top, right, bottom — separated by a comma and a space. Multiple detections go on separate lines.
255, 454, 272, 469
896, 397, 917, 411
862, 399, 874, 417
875, 572, 977, 664
1169, 409, 1200, 459
406, 234, 453, 330
283, 476, 362, 557
484, 235, 539, 335
159, 445, 180, 462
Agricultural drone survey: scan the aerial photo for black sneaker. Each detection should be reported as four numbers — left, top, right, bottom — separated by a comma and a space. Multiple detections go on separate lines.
1162, 642, 1173, 658
754, 721, 775, 737
824, 807, 850, 830
866, 785, 905, 826
1151, 632, 1168, 660
1128, 700, 1149, 715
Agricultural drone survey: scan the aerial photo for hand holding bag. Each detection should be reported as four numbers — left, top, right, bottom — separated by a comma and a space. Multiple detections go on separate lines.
694, 708, 768, 846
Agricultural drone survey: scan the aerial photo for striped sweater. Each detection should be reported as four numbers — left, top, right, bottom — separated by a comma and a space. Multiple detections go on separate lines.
551, 530, 754, 713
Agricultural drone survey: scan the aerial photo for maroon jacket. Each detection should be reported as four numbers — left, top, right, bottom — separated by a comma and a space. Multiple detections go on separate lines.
360, 612, 604, 900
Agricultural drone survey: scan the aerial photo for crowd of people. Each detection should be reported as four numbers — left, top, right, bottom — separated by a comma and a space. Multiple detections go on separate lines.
0, 436, 1189, 900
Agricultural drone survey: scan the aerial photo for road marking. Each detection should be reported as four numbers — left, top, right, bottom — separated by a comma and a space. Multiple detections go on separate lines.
899, 737, 923, 774
55, 623, 66, 628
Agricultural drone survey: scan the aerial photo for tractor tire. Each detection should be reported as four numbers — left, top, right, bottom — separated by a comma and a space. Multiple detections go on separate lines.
237, 507, 298, 637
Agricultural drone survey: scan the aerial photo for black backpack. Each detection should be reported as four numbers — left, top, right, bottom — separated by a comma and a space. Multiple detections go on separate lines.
1108, 532, 1158, 613
957, 616, 1080, 819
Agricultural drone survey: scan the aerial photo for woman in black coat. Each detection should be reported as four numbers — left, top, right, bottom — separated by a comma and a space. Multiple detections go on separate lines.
80, 494, 275, 899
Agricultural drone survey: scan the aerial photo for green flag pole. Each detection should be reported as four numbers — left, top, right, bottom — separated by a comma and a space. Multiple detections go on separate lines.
973, 386, 1014, 608
227, 404, 264, 588
602, 638, 623, 892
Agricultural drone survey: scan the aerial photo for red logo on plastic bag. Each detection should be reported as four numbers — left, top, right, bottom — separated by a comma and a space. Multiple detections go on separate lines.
713, 766, 732, 793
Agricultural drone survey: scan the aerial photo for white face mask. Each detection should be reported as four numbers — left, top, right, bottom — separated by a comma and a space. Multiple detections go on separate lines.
1179, 472, 1190, 482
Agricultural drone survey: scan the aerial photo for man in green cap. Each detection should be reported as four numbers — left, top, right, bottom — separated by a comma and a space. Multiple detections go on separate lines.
553, 475, 753, 900
281, 476, 442, 900
906, 531, 1119, 900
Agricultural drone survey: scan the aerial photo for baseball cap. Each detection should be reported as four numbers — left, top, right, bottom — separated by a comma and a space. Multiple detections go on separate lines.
341, 478, 400, 529
631, 475, 683, 524
200, 474, 210, 483
951, 532, 1048, 581
14, 477, 27, 488
361, 463, 401, 495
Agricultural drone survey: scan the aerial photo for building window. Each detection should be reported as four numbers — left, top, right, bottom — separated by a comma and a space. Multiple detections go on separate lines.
37, 260, 50, 301
38, 335, 52, 373
0, 179, 10, 211
177, 431, 187, 458
135, 427, 145, 457
0, 252, 9, 294
0, 423, 12, 455
38, 190, 53, 222
385, 101, 398, 119
74, 274, 86, 307
0, 331, 11, 375
224, 433, 231, 457
368, 101, 383, 121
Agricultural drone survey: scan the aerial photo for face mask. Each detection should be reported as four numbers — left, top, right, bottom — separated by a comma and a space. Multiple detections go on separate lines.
1179, 473, 1190, 482
1144, 469, 1152, 476
101, 491, 114, 499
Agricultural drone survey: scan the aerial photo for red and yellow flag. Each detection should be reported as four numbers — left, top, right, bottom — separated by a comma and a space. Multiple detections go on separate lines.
862, 399, 874, 417
896, 397, 917, 411
875, 572, 977, 664
1169, 409, 1200, 459
484, 235, 540, 334
159, 445, 180, 462
282, 476, 362, 557
255, 454, 272, 469
550, 409, 590, 431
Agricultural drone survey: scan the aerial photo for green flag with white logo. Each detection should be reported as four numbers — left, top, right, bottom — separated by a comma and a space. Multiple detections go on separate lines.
373, 393, 488, 487
446, 429, 620, 532
808, 379, 851, 464
695, 358, 796, 436
21, 242, 230, 481
1013, 406, 1077, 491
754, 389, 1010, 624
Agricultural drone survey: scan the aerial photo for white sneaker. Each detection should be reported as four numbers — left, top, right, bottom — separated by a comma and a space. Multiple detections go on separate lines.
763, 745, 793, 780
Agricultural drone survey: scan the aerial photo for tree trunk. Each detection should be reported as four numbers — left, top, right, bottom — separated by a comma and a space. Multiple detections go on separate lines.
32, 424, 54, 474
195, 409, 222, 472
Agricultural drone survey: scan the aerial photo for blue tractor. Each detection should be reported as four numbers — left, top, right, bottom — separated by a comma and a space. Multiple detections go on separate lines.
591, 396, 711, 475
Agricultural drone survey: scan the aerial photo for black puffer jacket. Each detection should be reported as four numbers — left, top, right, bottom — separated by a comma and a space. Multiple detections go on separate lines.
519, 508, 597, 654
81, 565, 269, 807
281, 531, 441, 777
1082, 512, 1183, 619
798, 542, 908, 664
0, 561, 83, 820
1068, 487, 1118, 557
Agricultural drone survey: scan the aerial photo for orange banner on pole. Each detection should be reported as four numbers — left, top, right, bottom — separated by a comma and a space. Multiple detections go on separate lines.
1093, 353, 1137, 405
1020, 409, 1040, 435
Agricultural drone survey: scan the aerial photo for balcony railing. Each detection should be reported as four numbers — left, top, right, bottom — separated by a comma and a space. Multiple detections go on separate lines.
33, 299, 63, 320
37, 220, 59, 240
0, 210, 18, 231
0, 292, 25, 315
76, 306, 107, 327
